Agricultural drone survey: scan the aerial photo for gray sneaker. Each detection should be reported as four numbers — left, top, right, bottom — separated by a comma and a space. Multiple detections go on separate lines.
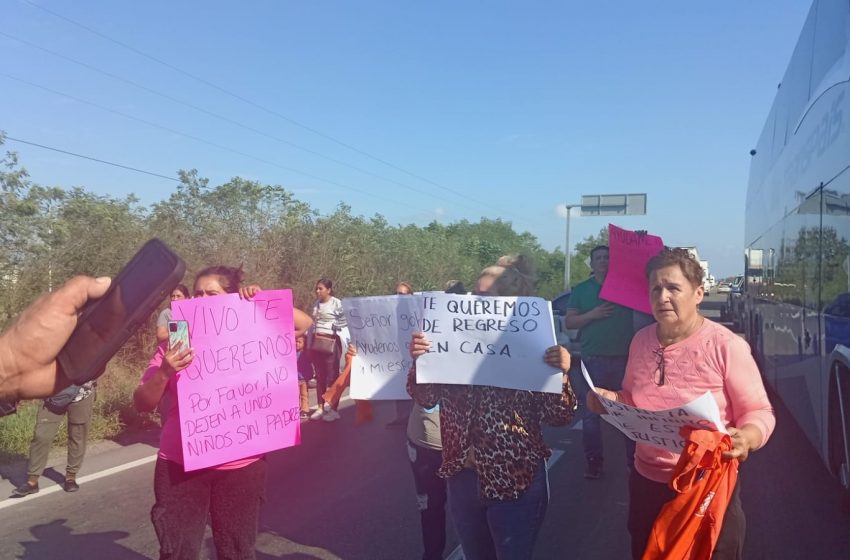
12, 482, 39, 497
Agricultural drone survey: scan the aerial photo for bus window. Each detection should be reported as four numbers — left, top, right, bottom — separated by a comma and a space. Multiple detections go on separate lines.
811, 0, 849, 97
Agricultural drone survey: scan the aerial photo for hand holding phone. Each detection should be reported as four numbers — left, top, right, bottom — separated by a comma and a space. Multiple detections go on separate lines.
57, 239, 185, 384
167, 320, 191, 351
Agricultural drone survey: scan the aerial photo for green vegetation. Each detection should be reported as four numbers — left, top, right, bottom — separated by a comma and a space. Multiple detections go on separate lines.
0, 132, 606, 460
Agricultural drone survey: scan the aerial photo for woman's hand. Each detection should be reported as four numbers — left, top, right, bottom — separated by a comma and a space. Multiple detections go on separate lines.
544, 345, 571, 371
239, 284, 262, 300
161, 341, 193, 377
722, 424, 763, 462
346, 343, 357, 358
410, 332, 430, 359
586, 387, 618, 414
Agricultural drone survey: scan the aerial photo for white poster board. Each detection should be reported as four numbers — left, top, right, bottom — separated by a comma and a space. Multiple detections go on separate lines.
582, 362, 727, 453
416, 293, 562, 393
343, 295, 421, 400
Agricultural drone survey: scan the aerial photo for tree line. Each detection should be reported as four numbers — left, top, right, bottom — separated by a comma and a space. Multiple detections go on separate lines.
1, 133, 608, 359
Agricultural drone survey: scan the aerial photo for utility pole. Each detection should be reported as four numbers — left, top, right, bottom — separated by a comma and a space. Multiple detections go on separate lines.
563, 203, 580, 291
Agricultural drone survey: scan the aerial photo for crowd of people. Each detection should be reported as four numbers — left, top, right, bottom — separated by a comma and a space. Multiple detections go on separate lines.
0, 246, 775, 560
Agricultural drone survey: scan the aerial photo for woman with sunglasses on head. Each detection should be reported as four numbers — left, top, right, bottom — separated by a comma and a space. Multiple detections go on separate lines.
135, 266, 312, 560
408, 256, 575, 560
588, 248, 775, 559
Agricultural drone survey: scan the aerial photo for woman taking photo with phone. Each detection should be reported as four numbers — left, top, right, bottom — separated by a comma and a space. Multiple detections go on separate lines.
308, 277, 349, 422
134, 265, 311, 560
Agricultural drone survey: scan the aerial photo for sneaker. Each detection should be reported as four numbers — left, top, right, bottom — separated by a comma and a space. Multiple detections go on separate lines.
310, 407, 324, 420
584, 458, 603, 480
63, 479, 80, 492
300, 411, 311, 422
322, 408, 341, 422
12, 482, 39, 497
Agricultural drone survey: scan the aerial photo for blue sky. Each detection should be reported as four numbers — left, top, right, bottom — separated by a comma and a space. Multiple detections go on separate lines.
1, 1, 811, 277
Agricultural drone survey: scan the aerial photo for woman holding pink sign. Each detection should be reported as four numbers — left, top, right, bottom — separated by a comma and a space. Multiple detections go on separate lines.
134, 265, 312, 560
588, 248, 775, 559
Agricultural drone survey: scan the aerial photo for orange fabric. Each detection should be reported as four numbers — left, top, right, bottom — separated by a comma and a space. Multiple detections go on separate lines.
642, 428, 739, 560
321, 350, 374, 424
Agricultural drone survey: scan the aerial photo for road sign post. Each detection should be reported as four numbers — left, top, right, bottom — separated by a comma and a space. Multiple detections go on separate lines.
563, 193, 647, 291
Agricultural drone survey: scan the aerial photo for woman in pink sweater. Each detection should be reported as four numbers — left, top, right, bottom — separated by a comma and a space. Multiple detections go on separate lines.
590, 248, 775, 559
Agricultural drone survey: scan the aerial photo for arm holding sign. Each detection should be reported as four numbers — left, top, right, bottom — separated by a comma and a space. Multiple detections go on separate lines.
293, 308, 312, 338
406, 332, 445, 408
538, 345, 578, 426
586, 387, 622, 414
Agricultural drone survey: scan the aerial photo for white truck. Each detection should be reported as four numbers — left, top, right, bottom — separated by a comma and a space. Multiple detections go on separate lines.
678, 247, 712, 292
699, 260, 713, 292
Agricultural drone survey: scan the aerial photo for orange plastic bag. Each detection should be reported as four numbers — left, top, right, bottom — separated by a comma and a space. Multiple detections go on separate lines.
321, 349, 373, 424
642, 428, 739, 560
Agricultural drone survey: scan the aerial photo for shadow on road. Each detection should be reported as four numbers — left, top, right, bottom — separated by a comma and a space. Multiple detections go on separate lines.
17, 518, 148, 560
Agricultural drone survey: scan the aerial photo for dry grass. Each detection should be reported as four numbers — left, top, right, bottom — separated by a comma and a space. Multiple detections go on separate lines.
0, 355, 160, 463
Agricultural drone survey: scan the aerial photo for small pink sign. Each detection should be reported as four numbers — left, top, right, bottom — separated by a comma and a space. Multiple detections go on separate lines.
172, 290, 300, 471
599, 224, 664, 314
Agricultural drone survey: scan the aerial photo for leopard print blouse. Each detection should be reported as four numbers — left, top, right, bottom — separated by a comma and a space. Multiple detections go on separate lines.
407, 365, 576, 500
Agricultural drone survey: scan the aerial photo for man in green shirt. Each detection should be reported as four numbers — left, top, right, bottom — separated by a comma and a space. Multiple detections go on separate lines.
566, 245, 635, 479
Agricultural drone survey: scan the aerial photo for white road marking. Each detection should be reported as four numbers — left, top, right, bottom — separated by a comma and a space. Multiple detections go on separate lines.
0, 454, 157, 510
0, 394, 358, 511
445, 447, 567, 560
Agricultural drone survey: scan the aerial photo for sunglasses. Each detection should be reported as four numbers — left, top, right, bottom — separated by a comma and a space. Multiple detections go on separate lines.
653, 347, 666, 386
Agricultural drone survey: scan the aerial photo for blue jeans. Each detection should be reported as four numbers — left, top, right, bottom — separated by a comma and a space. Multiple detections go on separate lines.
447, 462, 549, 560
575, 355, 635, 468
407, 441, 447, 560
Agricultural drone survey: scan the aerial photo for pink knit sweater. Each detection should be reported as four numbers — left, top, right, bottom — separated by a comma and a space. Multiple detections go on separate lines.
621, 319, 775, 483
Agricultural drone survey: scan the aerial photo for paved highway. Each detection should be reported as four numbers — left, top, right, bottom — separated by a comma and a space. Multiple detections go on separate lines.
1, 294, 848, 559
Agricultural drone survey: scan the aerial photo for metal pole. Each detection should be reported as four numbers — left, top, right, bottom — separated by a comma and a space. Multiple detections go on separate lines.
564, 203, 572, 291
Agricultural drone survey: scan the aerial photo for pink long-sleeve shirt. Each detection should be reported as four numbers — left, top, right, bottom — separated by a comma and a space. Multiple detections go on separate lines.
621, 319, 775, 483
141, 343, 260, 470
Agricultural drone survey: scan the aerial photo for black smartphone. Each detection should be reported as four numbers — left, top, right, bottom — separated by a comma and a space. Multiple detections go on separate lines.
57, 238, 186, 384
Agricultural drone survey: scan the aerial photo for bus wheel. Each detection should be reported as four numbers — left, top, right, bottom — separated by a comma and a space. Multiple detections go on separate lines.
828, 365, 850, 501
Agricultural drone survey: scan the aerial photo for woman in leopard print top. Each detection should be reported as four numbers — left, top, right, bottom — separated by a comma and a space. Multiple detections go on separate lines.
408, 256, 577, 560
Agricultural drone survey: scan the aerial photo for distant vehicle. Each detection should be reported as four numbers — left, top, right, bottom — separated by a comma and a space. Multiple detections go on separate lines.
741, 0, 850, 499
550, 291, 581, 356
717, 282, 731, 294
720, 275, 745, 331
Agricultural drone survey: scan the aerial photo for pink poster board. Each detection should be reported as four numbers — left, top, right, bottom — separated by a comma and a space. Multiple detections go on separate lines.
599, 224, 664, 314
172, 290, 299, 471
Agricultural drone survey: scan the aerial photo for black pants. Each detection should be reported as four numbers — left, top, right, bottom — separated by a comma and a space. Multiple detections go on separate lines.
407, 440, 447, 560
151, 457, 267, 560
311, 344, 340, 407
628, 469, 745, 560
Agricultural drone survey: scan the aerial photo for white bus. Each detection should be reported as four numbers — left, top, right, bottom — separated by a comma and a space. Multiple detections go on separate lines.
742, 0, 850, 497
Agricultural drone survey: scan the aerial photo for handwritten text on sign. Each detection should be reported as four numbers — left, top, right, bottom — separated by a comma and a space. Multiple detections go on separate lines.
416, 293, 562, 393
599, 224, 664, 314
172, 290, 299, 471
582, 362, 726, 453
343, 295, 421, 400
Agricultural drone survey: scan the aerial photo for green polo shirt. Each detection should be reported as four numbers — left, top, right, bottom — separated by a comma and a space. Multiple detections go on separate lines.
568, 276, 634, 356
